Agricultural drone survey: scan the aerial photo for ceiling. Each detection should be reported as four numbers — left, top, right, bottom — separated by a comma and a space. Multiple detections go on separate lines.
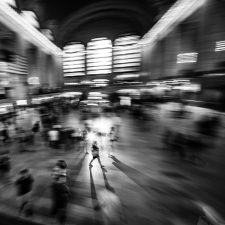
16, 0, 176, 48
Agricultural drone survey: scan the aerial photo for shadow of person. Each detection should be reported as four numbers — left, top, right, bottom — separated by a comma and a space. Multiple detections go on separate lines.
101, 167, 114, 193
67, 152, 87, 187
89, 167, 104, 224
109, 155, 120, 163
111, 156, 167, 198
89, 167, 97, 200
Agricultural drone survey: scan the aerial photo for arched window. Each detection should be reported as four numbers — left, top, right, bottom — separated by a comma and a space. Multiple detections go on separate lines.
63, 42, 85, 77
113, 34, 141, 73
87, 38, 112, 75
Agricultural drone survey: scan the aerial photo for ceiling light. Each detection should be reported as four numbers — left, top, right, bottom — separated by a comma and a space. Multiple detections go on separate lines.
0, 1, 62, 56
139, 0, 205, 45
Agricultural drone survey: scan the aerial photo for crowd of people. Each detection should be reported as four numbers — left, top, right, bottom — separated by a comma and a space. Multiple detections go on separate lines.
0, 98, 223, 225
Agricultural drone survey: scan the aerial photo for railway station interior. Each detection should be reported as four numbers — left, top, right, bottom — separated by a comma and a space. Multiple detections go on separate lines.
0, 0, 225, 225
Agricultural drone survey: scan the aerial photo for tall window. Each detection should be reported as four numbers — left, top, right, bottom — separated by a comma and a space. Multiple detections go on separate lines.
87, 38, 112, 75
63, 42, 85, 77
113, 34, 141, 73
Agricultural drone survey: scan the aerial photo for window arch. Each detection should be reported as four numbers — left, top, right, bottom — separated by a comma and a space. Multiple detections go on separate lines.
113, 34, 141, 73
63, 42, 85, 77
87, 38, 112, 75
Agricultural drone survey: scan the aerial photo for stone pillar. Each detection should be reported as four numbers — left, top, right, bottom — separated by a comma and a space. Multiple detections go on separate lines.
46, 54, 55, 87
9, 34, 29, 101
37, 49, 48, 86
53, 54, 63, 87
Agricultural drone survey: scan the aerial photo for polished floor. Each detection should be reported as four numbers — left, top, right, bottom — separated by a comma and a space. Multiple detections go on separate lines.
0, 104, 225, 225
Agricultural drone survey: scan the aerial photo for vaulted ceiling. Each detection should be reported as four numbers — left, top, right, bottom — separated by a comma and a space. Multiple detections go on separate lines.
16, 0, 176, 48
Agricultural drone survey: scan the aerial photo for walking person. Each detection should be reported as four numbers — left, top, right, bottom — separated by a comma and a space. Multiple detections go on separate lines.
51, 160, 68, 182
109, 127, 117, 157
0, 151, 12, 186
82, 125, 90, 154
50, 174, 70, 225
89, 141, 105, 168
48, 127, 60, 149
14, 168, 35, 217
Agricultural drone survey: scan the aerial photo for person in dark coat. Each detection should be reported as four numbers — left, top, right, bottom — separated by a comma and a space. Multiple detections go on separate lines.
0, 151, 12, 185
50, 174, 70, 225
14, 168, 35, 216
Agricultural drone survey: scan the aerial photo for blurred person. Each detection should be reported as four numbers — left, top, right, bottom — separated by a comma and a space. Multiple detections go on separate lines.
89, 141, 104, 168
50, 174, 70, 225
112, 113, 122, 135
82, 122, 91, 154
109, 127, 117, 157
95, 186, 127, 225
93, 113, 112, 151
14, 168, 34, 217
51, 160, 68, 182
0, 151, 12, 185
32, 121, 40, 135
2, 123, 10, 144
16, 127, 27, 152
48, 127, 60, 149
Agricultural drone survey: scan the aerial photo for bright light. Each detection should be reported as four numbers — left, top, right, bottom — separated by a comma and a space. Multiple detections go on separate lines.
64, 73, 85, 77
173, 84, 201, 91
21, 11, 39, 28
87, 38, 112, 73
93, 79, 109, 82
0, 2, 62, 56
89, 92, 102, 96
17, 100, 27, 105
28, 77, 39, 85
0, 104, 13, 108
115, 74, 139, 80
88, 97, 102, 100
3, 0, 16, 7
215, 41, 225, 52
87, 70, 111, 74
87, 132, 96, 141
87, 103, 98, 106
64, 83, 79, 85
139, 0, 205, 45
80, 81, 93, 84
92, 84, 108, 87
177, 53, 198, 63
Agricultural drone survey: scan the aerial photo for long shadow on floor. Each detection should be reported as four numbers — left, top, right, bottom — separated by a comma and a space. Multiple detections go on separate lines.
111, 155, 168, 196
89, 167, 103, 225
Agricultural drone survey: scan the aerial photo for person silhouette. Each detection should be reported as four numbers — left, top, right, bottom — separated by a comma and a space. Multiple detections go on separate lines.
89, 141, 104, 168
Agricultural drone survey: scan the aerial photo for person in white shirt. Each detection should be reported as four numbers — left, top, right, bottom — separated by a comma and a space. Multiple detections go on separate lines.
48, 128, 59, 149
